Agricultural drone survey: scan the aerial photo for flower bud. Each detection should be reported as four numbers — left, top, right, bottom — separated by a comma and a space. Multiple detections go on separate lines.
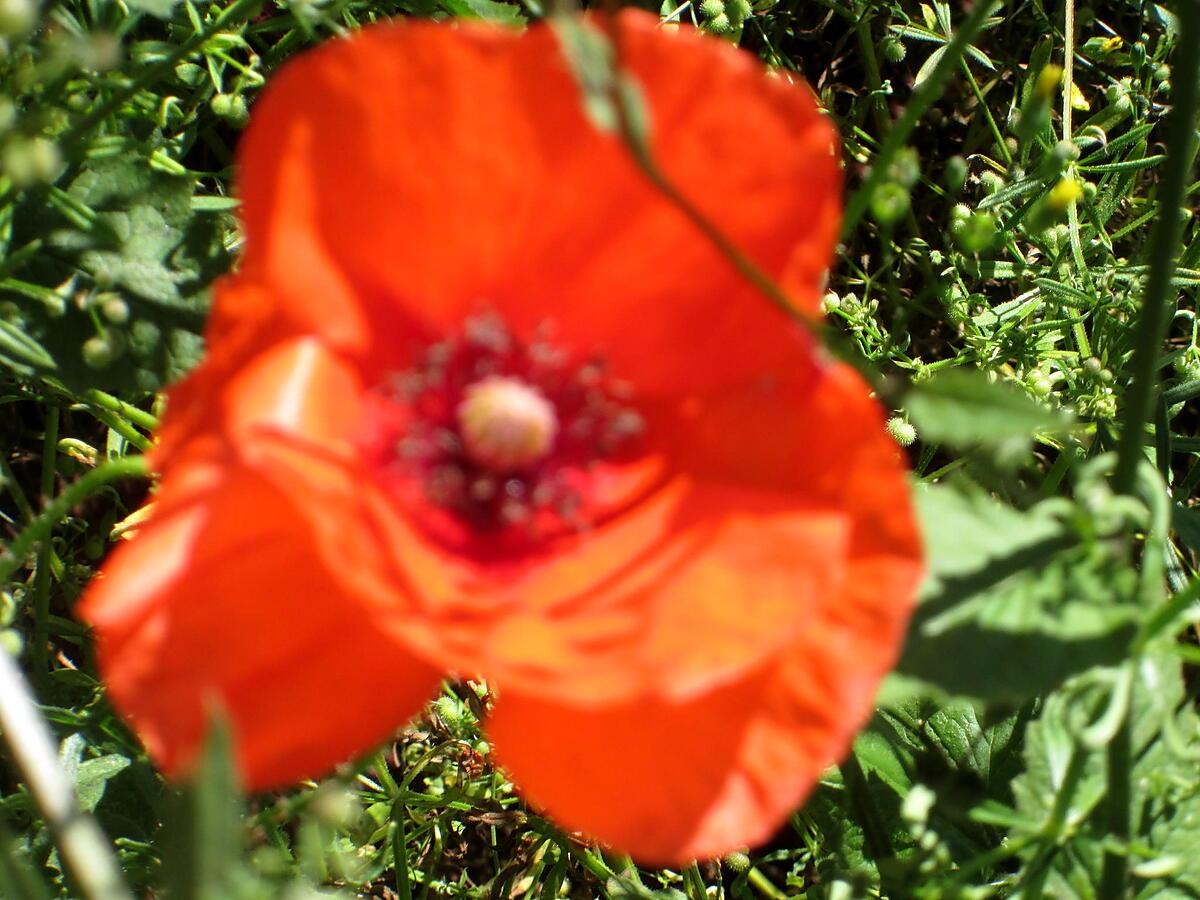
886, 417, 916, 447
881, 36, 906, 63
211, 92, 248, 125
723, 851, 751, 873
944, 155, 968, 193
1047, 176, 1084, 213
82, 332, 124, 369
870, 182, 910, 226
1, 136, 62, 187
1035, 64, 1063, 101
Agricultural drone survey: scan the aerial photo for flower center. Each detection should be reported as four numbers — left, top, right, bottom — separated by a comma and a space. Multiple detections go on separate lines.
372, 313, 645, 542
456, 376, 558, 472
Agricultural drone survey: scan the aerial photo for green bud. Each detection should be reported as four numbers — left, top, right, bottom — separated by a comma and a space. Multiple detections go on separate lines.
886, 417, 917, 447
1, 137, 63, 187
434, 695, 465, 729
979, 169, 1005, 194
820, 291, 840, 313
723, 851, 751, 873
881, 36, 906, 63
870, 182, 910, 226
100, 296, 130, 324
0, 629, 23, 658
698, 0, 724, 17
211, 92, 249, 125
82, 333, 124, 369
1154, 63, 1171, 83
1052, 139, 1080, 164
944, 155, 968, 193
956, 211, 997, 253
728, 0, 751, 20
888, 148, 920, 189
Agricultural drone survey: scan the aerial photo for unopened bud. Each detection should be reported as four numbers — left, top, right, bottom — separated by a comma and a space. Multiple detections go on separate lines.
886, 417, 917, 447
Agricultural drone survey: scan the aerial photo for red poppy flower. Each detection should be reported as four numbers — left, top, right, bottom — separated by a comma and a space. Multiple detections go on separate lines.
80, 10, 922, 864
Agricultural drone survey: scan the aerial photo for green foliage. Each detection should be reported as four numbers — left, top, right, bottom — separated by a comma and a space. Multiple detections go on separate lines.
1, 0, 1199, 898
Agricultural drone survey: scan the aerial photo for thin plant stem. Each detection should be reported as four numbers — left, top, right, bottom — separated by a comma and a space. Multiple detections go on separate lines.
0, 646, 135, 900
1062, 0, 1075, 140
0, 455, 148, 584
29, 406, 59, 690
82, 390, 159, 434
746, 867, 787, 900
1101, 7, 1200, 897
841, 0, 1001, 240
1113, 2, 1200, 494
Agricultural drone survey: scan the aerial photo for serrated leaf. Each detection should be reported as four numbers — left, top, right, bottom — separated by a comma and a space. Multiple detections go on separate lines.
2, 158, 223, 392
1010, 658, 1200, 896
902, 484, 1137, 703
906, 369, 1073, 451
916, 482, 1063, 581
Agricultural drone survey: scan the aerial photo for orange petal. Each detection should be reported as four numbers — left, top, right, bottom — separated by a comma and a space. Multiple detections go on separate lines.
361, 362, 919, 705
80, 459, 441, 789
486, 529, 921, 865
235, 11, 840, 391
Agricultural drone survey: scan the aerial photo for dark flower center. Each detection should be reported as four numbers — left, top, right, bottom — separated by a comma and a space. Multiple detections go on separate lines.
378, 313, 645, 538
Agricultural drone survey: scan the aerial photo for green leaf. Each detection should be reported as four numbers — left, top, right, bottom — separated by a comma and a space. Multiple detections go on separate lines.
127, 0, 180, 16
914, 44, 950, 87
0, 822, 53, 900
1010, 657, 1200, 897
924, 703, 1031, 795
901, 484, 1137, 703
163, 717, 246, 900
906, 369, 1073, 455
75, 755, 132, 813
2, 158, 225, 392
439, 0, 523, 25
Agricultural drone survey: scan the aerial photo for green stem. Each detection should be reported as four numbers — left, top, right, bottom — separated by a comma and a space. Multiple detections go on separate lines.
0, 456, 149, 585
746, 868, 787, 900
841, 0, 1001, 239
82, 390, 159, 434
1062, 0, 1076, 141
30, 407, 59, 690
59, 0, 264, 149
1112, 1, 1200, 494
1098, 719, 1132, 900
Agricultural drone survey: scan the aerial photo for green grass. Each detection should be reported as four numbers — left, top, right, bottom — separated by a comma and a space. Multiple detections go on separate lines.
2, 0, 1200, 897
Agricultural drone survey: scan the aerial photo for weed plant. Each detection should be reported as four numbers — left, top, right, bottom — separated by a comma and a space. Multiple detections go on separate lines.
2, 0, 1200, 897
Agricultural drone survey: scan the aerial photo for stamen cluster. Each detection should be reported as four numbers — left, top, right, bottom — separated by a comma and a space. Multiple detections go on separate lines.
382, 314, 645, 538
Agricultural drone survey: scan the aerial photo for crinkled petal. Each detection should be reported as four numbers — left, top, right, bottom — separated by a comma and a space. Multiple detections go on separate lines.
364, 362, 920, 703
80, 458, 442, 789
486, 517, 921, 865
235, 11, 840, 391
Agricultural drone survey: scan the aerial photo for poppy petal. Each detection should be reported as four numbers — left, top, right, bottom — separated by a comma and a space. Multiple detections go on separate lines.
486, 532, 920, 865
235, 11, 840, 391
80, 460, 442, 789
360, 361, 919, 705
